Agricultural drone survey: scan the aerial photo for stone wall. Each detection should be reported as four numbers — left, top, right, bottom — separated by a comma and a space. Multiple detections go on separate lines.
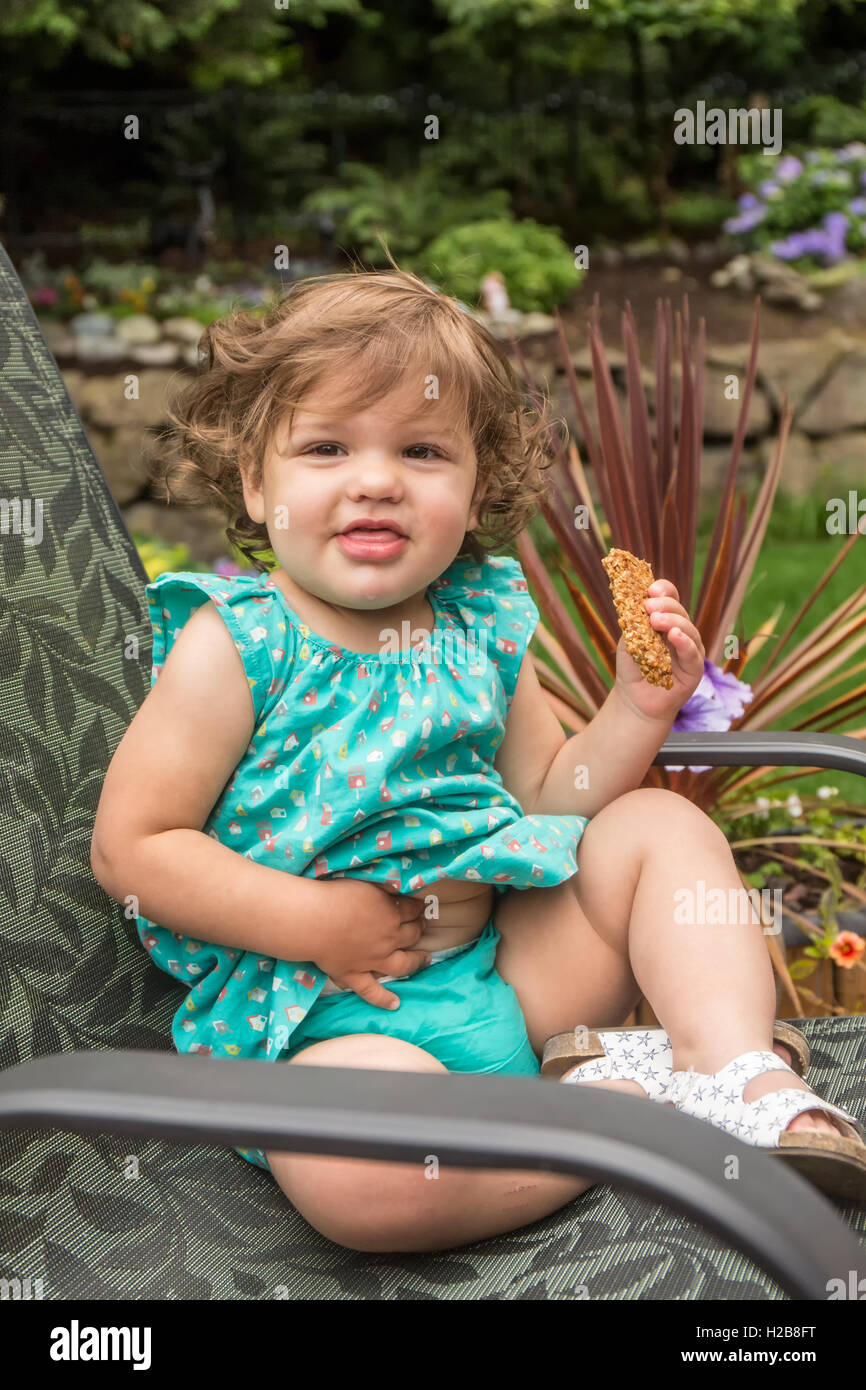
550, 327, 866, 503
47, 317, 866, 562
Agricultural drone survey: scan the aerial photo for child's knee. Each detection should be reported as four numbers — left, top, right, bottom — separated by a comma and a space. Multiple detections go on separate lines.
268, 1146, 442, 1251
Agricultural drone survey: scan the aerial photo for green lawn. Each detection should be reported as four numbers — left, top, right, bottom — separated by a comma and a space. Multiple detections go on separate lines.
526, 495, 866, 808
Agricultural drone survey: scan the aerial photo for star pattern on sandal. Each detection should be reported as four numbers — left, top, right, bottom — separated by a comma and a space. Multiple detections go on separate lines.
665, 1050, 863, 1148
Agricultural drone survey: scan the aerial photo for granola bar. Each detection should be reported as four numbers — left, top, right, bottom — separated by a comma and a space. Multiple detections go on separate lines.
602, 548, 674, 690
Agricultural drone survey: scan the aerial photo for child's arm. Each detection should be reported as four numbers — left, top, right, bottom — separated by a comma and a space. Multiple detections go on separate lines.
90, 599, 330, 961
494, 654, 676, 819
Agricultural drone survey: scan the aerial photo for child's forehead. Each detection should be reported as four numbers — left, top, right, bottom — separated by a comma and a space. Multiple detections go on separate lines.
287, 388, 471, 437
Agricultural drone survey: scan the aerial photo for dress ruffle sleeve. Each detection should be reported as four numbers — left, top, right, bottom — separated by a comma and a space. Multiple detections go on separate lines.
428, 551, 540, 709
144, 570, 291, 726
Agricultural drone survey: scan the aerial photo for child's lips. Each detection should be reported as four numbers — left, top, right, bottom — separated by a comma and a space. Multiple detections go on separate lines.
342, 527, 404, 541
336, 528, 409, 559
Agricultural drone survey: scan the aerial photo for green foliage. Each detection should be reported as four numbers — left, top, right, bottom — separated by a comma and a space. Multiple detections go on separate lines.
131, 532, 195, 582
0, 0, 363, 82
302, 162, 511, 266
665, 189, 737, 234
794, 94, 866, 146
415, 218, 583, 313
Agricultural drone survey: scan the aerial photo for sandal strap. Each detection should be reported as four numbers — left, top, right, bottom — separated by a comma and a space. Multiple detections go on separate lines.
563, 1028, 672, 1098
666, 1049, 863, 1147
665, 1049, 792, 1106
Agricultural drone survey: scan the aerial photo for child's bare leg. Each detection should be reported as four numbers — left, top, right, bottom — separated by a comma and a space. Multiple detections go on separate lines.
266, 1033, 595, 1253
495, 787, 837, 1136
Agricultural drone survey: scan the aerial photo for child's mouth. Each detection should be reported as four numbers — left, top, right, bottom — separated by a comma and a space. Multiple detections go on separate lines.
336, 528, 409, 560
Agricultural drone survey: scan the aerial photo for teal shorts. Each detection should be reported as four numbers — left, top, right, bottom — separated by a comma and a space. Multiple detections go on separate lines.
235, 916, 540, 1173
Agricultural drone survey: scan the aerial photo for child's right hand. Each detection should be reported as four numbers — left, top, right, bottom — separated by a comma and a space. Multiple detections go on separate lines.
314, 879, 433, 1010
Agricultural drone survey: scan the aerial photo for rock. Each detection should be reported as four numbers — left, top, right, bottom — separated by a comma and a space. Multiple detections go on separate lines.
762, 279, 822, 311
823, 277, 866, 327
69, 312, 115, 337
115, 314, 161, 345
129, 341, 180, 366
693, 239, 726, 262
160, 316, 205, 344
645, 364, 772, 439
39, 319, 77, 359
548, 373, 627, 453
714, 252, 822, 311
702, 367, 772, 437
700, 442, 760, 494
618, 235, 688, 264
568, 345, 628, 375
77, 369, 180, 429
711, 254, 753, 291
75, 336, 127, 364
59, 368, 85, 410
597, 246, 624, 268
751, 332, 855, 416
798, 351, 866, 435
758, 429, 815, 497
515, 311, 557, 337
87, 425, 152, 506
665, 236, 690, 265
661, 265, 683, 282
813, 430, 866, 489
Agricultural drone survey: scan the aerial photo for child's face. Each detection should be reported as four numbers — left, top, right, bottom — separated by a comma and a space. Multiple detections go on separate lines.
240, 373, 482, 613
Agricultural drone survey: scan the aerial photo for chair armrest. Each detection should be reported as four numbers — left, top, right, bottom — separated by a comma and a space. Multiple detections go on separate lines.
653, 730, 866, 779
1, 1050, 862, 1299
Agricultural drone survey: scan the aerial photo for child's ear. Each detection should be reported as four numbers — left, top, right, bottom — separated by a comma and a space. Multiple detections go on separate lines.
238, 451, 266, 525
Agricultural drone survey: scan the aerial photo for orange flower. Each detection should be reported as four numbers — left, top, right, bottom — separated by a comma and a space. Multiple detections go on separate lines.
829, 931, 865, 969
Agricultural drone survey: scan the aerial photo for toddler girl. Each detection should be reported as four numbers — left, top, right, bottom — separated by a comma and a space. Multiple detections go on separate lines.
91, 265, 865, 1254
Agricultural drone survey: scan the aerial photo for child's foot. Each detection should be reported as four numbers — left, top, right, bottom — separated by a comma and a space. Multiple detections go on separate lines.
562, 1041, 854, 1139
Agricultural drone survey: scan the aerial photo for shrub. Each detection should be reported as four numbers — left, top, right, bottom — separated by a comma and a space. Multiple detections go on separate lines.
723, 144, 866, 266
415, 217, 583, 313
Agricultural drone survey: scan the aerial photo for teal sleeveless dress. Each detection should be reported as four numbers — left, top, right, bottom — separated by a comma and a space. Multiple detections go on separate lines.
136, 551, 589, 1171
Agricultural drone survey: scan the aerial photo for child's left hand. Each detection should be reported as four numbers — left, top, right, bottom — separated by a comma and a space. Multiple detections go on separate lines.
614, 578, 705, 723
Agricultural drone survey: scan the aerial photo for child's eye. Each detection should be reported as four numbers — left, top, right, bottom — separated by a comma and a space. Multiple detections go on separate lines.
305, 443, 343, 456
405, 444, 443, 460
302, 443, 444, 460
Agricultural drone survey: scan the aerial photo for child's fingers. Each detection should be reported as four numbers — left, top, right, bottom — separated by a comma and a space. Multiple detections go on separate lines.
338, 970, 404, 1011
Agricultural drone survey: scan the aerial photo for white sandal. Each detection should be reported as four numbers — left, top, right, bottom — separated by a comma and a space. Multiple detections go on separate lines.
665, 1049, 866, 1202
543, 1020, 810, 1081
559, 1028, 674, 1100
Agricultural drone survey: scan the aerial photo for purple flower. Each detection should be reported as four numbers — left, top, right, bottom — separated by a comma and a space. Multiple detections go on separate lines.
776, 155, 803, 181
723, 204, 767, 235
667, 661, 753, 772
770, 212, 851, 264
770, 227, 826, 260
738, 192, 761, 210
849, 196, 866, 215
823, 209, 850, 261
758, 179, 779, 198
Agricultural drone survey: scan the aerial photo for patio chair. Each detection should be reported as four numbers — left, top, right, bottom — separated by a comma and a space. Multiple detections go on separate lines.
0, 240, 864, 1301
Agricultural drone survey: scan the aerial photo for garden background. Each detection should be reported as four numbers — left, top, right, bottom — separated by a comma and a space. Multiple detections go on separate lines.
2, 0, 865, 1018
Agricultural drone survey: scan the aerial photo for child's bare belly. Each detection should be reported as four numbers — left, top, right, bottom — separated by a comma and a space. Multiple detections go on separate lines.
405, 878, 496, 952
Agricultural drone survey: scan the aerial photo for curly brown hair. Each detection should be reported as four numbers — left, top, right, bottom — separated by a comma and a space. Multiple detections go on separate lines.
149, 257, 563, 572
